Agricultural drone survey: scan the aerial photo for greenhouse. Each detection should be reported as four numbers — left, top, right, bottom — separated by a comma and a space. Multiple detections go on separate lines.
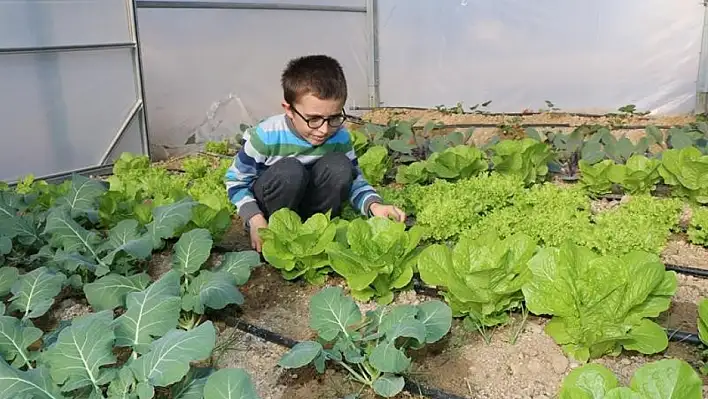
1, 1, 708, 398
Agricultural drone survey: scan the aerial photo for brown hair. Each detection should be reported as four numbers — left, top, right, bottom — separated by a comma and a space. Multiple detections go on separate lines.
281, 54, 347, 105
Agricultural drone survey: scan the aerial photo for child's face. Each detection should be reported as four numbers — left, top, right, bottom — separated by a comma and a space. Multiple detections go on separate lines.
283, 93, 346, 146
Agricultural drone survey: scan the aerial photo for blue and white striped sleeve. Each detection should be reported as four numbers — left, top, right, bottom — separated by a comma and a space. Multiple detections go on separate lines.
343, 143, 383, 216
224, 137, 267, 222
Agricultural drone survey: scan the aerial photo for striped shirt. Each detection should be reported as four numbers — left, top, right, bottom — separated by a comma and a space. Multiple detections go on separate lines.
224, 113, 382, 222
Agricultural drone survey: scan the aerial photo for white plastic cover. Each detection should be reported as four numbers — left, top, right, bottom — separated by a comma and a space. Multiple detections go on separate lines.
0, 0, 132, 49
377, 0, 704, 115
136, 6, 369, 158
0, 49, 141, 182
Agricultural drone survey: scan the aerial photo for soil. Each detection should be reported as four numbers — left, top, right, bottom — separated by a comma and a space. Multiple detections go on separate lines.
661, 237, 708, 271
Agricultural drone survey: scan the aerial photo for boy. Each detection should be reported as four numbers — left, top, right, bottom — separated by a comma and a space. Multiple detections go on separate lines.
224, 54, 405, 252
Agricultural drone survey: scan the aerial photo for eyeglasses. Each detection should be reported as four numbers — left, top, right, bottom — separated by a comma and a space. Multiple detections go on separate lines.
289, 104, 347, 129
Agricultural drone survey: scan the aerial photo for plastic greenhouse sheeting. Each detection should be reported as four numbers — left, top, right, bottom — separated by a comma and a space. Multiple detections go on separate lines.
0, 0, 145, 183
136, 5, 369, 159
377, 0, 704, 115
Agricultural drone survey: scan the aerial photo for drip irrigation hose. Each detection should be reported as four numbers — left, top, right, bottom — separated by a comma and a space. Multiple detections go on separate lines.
209, 310, 471, 399
665, 264, 708, 278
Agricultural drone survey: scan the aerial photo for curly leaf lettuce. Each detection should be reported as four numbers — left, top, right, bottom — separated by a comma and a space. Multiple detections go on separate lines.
325, 217, 424, 304
259, 209, 336, 284
417, 233, 536, 327
522, 241, 677, 362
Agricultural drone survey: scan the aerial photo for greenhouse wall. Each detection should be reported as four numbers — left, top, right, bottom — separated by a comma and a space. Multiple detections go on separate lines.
135, 0, 370, 159
136, 1, 707, 159
0, 0, 149, 183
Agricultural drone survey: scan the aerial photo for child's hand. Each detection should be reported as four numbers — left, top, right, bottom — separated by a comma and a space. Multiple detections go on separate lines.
248, 214, 268, 252
369, 203, 406, 223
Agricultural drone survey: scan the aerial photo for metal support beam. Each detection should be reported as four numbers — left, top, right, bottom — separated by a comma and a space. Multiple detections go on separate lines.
0, 42, 135, 55
128, 0, 153, 158
697, 1, 708, 114
100, 100, 143, 164
136, 1, 366, 13
366, 0, 380, 107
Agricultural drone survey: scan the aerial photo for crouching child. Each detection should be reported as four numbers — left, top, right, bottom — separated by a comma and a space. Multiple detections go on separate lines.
224, 54, 405, 252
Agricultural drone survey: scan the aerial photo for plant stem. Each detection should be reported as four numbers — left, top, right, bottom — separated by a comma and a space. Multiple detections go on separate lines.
336, 361, 371, 386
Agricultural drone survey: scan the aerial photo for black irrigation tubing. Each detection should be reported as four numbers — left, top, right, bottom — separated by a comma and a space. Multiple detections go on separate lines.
665, 263, 708, 278
210, 310, 470, 399
410, 278, 705, 347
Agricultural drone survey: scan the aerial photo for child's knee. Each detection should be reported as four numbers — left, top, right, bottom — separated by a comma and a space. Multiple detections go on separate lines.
319, 153, 354, 184
270, 158, 308, 192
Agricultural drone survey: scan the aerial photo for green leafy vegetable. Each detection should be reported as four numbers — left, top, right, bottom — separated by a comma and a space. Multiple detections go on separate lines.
359, 145, 390, 186
490, 138, 554, 185
522, 241, 677, 362
558, 359, 702, 399
325, 217, 424, 304
259, 209, 337, 284
658, 147, 708, 204
417, 233, 536, 328
278, 287, 451, 398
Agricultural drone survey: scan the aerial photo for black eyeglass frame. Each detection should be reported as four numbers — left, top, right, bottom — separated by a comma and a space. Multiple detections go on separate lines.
289, 104, 348, 129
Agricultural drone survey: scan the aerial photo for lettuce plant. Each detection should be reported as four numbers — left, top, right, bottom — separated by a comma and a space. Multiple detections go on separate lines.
522, 241, 677, 362
557, 359, 702, 399
358, 145, 390, 186
489, 138, 554, 185
417, 233, 536, 329
259, 208, 337, 285
578, 159, 615, 196
607, 154, 661, 194
658, 147, 708, 204
278, 287, 452, 398
424, 145, 488, 180
325, 217, 424, 304
688, 205, 708, 247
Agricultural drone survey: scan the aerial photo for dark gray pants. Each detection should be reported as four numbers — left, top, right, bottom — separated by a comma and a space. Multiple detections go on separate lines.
252, 152, 354, 220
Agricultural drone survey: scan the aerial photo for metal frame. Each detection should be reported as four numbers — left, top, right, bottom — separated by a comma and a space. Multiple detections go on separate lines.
136, 1, 365, 13
1, 0, 151, 185
696, 1, 708, 114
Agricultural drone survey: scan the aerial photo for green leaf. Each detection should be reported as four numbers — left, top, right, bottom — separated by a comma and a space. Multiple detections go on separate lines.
278, 341, 323, 369
0, 359, 65, 399
8, 267, 67, 319
0, 266, 19, 297
43, 208, 105, 273
113, 270, 182, 354
0, 315, 43, 367
131, 321, 215, 390
83, 273, 151, 312
203, 368, 261, 399
99, 219, 154, 265
645, 125, 663, 145
369, 341, 410, 374
55, 174, 107, 218
558, 363, 619, 398
170, 367, 213, 399
417, 300, 453, 343
43, 310, 117, 393
630, 359, 702, 399
187, 270, 243, 314
146, 199, 196, 250
309, 287, 362, 341
0, 236, 11, 256
172, 228, 213, 276
372, 374, 405, 398
106, 365, 138, 399
217, 251, 260, 285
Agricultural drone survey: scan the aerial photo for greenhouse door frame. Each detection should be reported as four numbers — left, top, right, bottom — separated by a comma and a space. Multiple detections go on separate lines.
1, 0, 151, 185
